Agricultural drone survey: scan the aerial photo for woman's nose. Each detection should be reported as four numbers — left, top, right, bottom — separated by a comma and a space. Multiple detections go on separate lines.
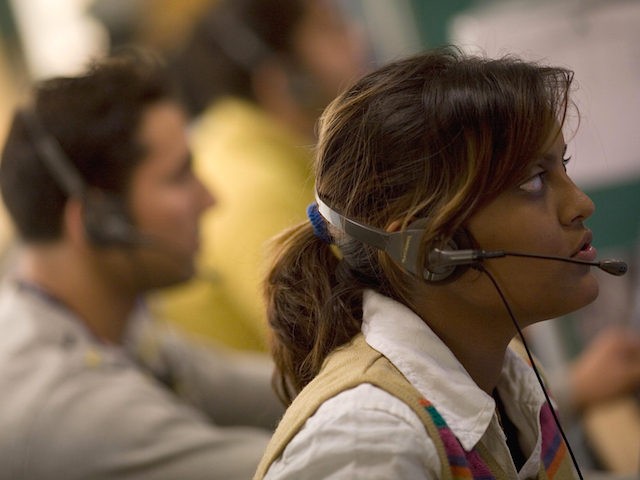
560, 178, 595, 226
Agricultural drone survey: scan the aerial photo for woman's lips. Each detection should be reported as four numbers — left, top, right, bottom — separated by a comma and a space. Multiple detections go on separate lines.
573, 243, 598, 262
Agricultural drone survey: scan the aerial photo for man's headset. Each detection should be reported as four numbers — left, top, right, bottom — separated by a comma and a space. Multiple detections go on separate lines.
203, 5, 321, 109
315, 193, 628, 282
18, 109, 144, 247
204, 6, 271, 74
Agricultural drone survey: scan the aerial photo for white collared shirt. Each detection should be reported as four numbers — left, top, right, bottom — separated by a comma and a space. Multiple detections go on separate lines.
266, 290, 552, 479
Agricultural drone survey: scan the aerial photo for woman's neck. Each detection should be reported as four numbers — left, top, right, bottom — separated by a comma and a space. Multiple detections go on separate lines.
411, 286, 517, 394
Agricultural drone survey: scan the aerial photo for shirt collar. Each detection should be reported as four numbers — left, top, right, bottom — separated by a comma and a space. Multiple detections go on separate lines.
9, 278, 139, 354
361, 289, 546, 452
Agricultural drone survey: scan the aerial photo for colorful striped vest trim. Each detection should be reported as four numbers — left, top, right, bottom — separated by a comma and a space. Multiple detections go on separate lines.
540, 402, 569, 478
420, 397, 571, 479
254, 334, 578, 480
420, 398, 495, 479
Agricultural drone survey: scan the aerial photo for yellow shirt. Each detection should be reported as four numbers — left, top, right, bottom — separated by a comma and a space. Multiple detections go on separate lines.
150, 98, 314, 351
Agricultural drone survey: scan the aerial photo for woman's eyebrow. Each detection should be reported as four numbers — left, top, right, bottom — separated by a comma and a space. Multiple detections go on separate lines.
541, 143, 568, 164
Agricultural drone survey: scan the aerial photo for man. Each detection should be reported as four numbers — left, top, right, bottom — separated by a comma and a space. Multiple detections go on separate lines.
0, 50, 282, 480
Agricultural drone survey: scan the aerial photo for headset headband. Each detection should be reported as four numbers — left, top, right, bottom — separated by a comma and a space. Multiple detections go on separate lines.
314, 192, 460, 281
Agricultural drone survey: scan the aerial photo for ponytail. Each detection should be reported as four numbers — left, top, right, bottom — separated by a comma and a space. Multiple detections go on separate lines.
265, 221, 364, 405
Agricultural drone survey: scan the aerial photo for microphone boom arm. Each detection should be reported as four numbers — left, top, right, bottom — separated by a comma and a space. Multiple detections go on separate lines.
429, 248, 628, 277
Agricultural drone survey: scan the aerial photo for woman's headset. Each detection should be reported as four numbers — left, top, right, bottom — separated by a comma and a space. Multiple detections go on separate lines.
314, 193, 475, 283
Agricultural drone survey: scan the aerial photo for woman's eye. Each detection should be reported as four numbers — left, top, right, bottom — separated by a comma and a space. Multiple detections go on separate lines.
519, 173, 544, 193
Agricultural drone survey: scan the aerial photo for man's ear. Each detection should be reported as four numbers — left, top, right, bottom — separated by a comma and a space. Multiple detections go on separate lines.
62, 198, 88, 247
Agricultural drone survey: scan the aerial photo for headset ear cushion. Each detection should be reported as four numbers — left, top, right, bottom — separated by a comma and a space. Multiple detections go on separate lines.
82, 191, 136, 247
423, 228, 476, 284
451, 228, 474, 250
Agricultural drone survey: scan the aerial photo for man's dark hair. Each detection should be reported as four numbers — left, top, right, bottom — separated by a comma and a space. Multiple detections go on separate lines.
0, 49, 176, 242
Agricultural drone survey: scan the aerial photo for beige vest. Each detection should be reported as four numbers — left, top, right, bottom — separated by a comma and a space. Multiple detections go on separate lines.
254, 334, 577, 479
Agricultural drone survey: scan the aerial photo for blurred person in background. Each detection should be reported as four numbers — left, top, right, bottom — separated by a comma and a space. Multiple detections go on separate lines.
532, 264, 640, 473
0, 49, 282, 480
0, 38, 21, 264
149, 0, 372, 351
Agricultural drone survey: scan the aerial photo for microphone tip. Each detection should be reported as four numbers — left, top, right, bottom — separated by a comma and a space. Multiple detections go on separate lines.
598, 259, 628, 276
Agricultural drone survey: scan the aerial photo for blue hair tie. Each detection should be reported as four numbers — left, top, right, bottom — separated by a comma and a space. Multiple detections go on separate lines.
306, 202, 332, 244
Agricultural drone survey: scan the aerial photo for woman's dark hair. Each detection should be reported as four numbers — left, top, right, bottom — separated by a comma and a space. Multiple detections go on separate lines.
168, 0, 307, 117
0, 49, 176, 242
265, 47, 575, 404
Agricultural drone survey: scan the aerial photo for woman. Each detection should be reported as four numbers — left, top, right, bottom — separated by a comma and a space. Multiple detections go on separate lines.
153, 0, 370, 350
257, 48, 597, 479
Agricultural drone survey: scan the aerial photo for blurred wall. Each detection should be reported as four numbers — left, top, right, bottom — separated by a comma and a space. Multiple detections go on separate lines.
450, 0, 640, 250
